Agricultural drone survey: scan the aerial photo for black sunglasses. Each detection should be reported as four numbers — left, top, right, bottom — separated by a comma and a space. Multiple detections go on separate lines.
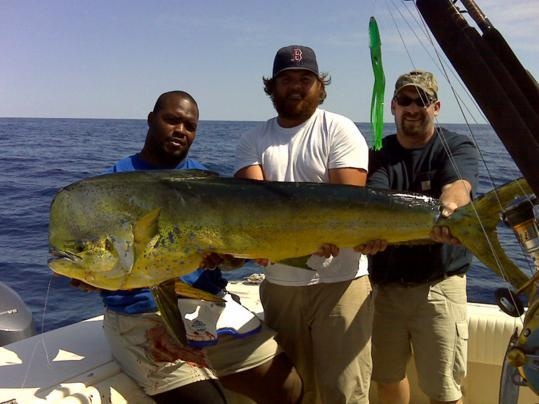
394, 94, 436, 108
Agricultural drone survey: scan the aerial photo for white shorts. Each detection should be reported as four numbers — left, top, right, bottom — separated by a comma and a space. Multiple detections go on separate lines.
103, 306, 280, 396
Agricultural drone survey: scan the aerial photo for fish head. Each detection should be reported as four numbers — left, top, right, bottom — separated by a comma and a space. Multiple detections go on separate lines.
48, 220, 136, 288
48, 178, 137, 289
47, 170, 214, 290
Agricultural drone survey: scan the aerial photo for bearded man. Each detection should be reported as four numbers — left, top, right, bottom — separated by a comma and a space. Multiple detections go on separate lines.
234, 45, 373, 404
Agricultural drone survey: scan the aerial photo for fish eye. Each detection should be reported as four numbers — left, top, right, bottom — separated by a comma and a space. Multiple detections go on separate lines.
105, 238, 114, 251
64, 240, 85, 253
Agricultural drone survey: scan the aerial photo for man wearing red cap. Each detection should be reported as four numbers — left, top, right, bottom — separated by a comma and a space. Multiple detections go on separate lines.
234, 45, 373, 404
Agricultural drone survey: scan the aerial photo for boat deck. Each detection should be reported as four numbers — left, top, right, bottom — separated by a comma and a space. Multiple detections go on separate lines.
0, 282, 535, 403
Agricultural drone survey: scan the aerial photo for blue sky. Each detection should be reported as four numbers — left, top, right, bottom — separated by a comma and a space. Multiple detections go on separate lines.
1, 0, 537, 123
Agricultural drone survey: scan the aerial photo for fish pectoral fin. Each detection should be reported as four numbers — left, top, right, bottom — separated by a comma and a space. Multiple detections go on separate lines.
111, 238, 134, 273
175, 280, 225, 303
133, 208, 161, 258
151, 279, 225, 346
151, 280, 188, 346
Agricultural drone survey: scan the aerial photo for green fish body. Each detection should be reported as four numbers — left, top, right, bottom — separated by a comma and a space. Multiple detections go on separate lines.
49, 170, 532, 292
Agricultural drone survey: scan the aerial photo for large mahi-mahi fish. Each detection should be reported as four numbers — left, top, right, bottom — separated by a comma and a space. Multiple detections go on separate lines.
49, 170, 532, 292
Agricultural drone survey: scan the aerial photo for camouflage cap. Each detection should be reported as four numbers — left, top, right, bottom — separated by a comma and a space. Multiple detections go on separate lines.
394, 70, 438, 98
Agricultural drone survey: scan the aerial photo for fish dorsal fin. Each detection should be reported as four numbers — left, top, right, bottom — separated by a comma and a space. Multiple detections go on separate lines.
133, 208, 161, 258
153, 169, 220, 181
181, 169, 219, 178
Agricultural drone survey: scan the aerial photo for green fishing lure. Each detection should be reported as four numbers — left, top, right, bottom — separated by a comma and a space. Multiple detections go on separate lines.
369, 17, 385, 151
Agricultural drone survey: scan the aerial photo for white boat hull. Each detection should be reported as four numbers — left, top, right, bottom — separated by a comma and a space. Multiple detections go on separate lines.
0, 282, 535, 403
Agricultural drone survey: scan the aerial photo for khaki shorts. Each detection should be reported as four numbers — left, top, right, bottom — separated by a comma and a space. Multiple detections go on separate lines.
372, 274, 468, 402
261, 276, 373, 404
103, 307, 280, 396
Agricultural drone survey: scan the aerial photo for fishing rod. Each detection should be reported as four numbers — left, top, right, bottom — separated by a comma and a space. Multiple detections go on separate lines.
419, 0, 539, 135
414, 0, 539, 196
456, 0, 539, 141
460, 0, 539, 112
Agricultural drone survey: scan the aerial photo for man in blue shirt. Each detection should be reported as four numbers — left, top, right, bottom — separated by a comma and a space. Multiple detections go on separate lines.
79, 91, 302, 404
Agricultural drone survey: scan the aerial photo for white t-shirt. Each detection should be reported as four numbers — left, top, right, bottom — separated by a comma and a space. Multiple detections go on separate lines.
235, 108, 370, 286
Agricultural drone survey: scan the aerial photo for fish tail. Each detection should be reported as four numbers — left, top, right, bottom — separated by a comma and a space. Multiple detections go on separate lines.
448, 177, 532, 290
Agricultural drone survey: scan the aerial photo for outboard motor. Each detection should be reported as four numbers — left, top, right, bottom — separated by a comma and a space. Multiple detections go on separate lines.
0, 281, 35, 346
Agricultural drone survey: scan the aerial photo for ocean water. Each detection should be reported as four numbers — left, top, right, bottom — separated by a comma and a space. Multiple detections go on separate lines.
0, 118, 533, 333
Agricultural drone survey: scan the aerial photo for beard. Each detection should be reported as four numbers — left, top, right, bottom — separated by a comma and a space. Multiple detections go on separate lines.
146, 138, 189, 168
272, 91, 320, 124
398, 113, 431, 138
162, 141, 188, 163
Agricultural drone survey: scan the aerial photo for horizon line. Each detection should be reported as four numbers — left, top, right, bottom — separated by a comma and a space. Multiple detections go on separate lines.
0, 116, 488, 126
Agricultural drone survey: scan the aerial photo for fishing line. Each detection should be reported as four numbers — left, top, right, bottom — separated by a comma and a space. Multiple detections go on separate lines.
410, 3, 500, 191
431, 123, 524, 295
19, 276, 55, 388
395, 0, 486, 125
413, 2, 535, 300
381, 0, 534, 315
391, 0, 502, 200
397, 0, 493, 128
386, 0, 494, 194
39, 275, 54, 366
384, 0, 416, 69
411, 0, 536, 313
407, 4, 521, 217
19, 339, 41, 388
416, 2, 536, 273
433, 125, 531, 317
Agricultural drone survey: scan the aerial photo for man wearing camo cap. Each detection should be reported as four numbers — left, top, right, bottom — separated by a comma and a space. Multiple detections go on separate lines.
357, 69, 479, 404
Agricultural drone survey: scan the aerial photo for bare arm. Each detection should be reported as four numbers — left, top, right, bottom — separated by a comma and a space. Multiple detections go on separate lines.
328, 168, 389, 256
430, 179, 473, 244
234, 165, 268, 264
234, 165, 265, 180
354, 239, 388, 255
317, 168, 367, 257
328, 167, 367, 186
439, 179, 473, 216
356, 180, 474, 252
